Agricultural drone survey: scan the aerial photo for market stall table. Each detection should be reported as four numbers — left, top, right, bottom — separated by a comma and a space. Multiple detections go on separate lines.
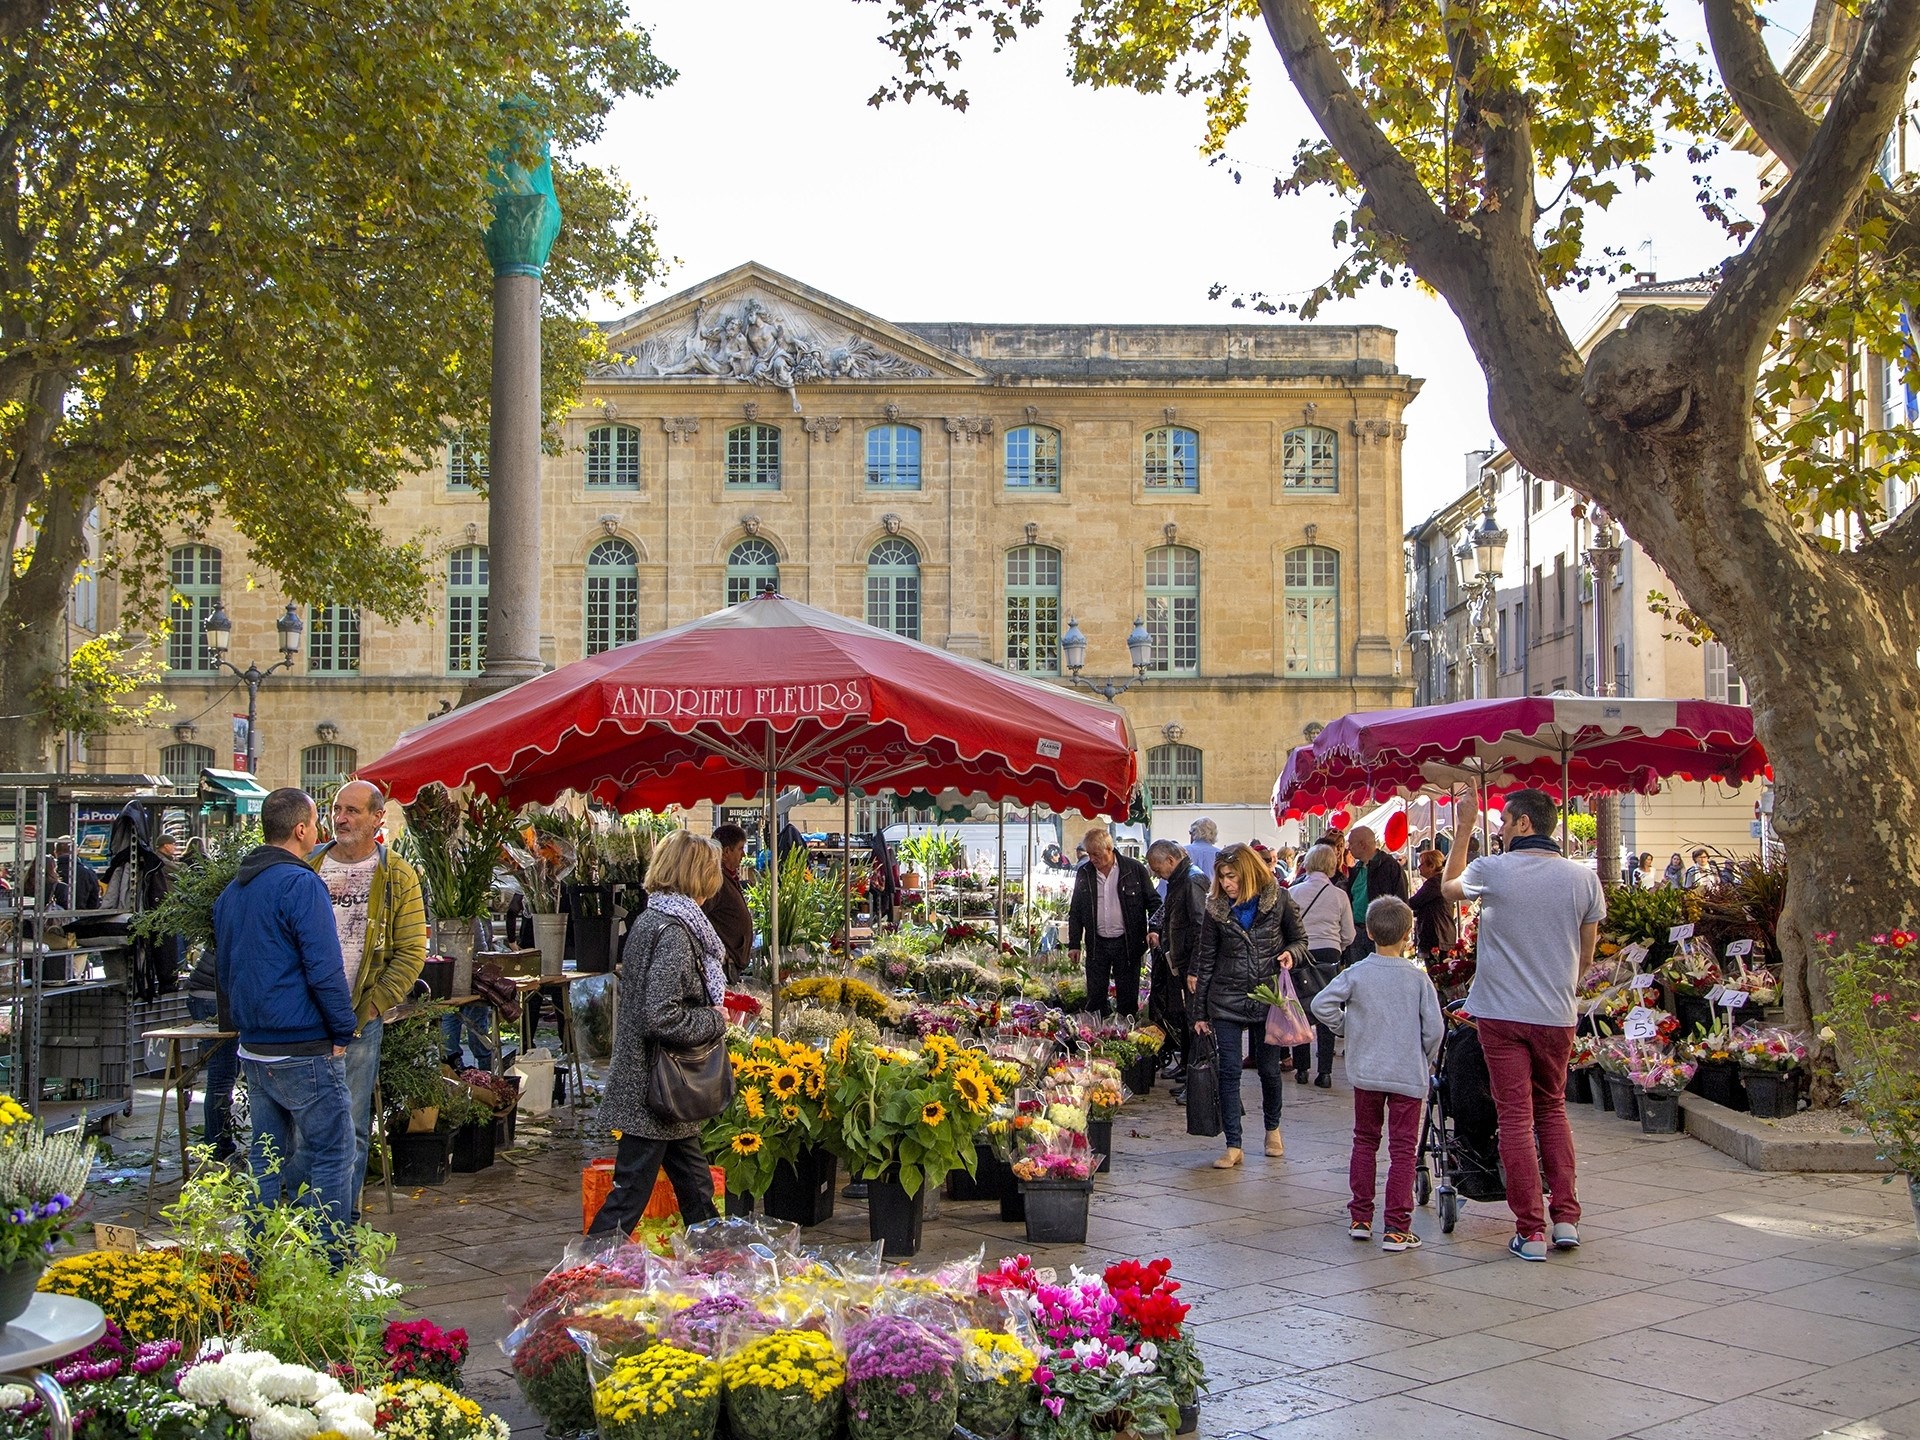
0, 1293, 107, 1440
140, 1023, 237, 1217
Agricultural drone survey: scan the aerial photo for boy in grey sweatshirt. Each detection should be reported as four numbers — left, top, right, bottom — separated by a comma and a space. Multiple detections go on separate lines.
1311, 896, 1445, 1251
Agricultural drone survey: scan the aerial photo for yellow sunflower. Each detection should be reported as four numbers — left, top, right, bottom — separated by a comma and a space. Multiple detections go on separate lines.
829, 1031, 852, 1065
803, 1071, 824, 1099
769, 1066, 803, 1099
952, 1067, 991, 1113
921, 1101, 947, 1127
742, 1086, 765, 1119
731, 1131, 763, 1155
781, 1104, 800, 1122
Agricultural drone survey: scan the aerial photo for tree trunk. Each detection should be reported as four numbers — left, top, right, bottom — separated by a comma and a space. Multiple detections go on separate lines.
0, 598, 64, 772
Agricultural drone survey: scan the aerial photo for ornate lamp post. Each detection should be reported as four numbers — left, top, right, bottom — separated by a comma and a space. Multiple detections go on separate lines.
204, 602, 305, 775
1586, 509, 1625, 882
1456, 497, 1508, 699
1059, 616, 1155, 700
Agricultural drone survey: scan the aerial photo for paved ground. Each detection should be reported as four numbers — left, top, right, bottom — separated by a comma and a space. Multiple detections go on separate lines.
103, 1060, 1920, 1440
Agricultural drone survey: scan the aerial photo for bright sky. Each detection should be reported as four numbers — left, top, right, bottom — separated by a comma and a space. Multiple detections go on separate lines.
589, 2, 1817, 526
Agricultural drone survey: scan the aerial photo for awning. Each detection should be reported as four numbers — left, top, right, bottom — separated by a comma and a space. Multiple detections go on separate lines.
200, 768, 268, 816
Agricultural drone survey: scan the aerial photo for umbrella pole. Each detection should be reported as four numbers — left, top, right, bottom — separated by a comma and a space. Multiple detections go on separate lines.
996, 801, 1005, 948
842, 780, 852, 957
768, 758, 781, 1035
1560, 741, 1571, 852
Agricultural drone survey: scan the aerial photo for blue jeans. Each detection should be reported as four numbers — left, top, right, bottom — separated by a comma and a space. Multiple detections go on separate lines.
1213, 1017, 1284, 1149
185, 995, 237, 1157
441, 1004, 494, 1071
244, 1054, 354, 1260
286, 1017, 381, 1221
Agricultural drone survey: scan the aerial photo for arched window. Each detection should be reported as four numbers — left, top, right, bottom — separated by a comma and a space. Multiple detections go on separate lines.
726, 538, 780, 605
1282, 425, 1339, 491
726, 424, 781, 487
1144, 545, 1200, 675
447, 434, 488, 491
308, 604, 360, 673
1146, 743, 1203, 806
585, 538, 640, 655
1004, 425, 1061, 490
866, 424, 922, 489
586, 424, 642, 489
1284, 545, 1340, 676
1004, 545, 1062, 675
301, 744, 358, 805
446, 544, 489, 675
865, 537, 921, 639
160, 743, 213, 792
166, 545, 222, 674
1143, 427, 1199, 491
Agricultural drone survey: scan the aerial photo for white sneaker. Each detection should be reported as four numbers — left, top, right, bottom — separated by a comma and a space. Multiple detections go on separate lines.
1552, 1223, 1580, 1250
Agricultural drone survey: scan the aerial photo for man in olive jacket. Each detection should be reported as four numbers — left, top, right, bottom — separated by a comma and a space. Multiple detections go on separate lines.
306, 780, 428, 1220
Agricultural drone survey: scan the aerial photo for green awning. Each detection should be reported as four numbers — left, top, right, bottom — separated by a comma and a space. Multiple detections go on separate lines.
200, 768, 268, 816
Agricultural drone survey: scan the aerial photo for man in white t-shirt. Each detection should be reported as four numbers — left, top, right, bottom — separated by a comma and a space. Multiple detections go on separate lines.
1442, 788, 1604, 1262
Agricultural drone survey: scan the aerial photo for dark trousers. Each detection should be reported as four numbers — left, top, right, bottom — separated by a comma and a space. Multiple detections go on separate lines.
1290, 948, 1342, 1079
1212, 1017, 1284, 1148
186, 995, 237, 1157
588, 1132, 718, 1239
1349, 1089, 1422, 1232
1084, 934, 1142, 1017
1479, 1018, 1581, 1238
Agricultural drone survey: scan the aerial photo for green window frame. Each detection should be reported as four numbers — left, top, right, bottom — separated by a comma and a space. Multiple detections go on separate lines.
1004, 544, 1062, 675
866, 424, 922, 489
1282, 425, 1339, 491
166, 545, 222, 674
1284, 545, 1340, 676
586, 424, 642, 489
585, 538, 640, 654
726, 424, 782, 487
726, 538, 779, 605
865, 537, 921, 639
307, 604, 361, 674
1144, 544, 1200, 675
1143, 426, 1199, 491
1146, 743, 1202, 806
1004, 425, 1062, 490
446, 544, 489, 675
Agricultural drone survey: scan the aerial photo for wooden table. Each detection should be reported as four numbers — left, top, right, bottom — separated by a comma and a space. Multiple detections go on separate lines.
0, 1294, 106, 1440
140, 1023, 237, 1218
505, 971, 601, 1111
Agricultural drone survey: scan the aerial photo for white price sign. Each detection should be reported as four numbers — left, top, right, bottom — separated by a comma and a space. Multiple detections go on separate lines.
1705, 985, 1726, 1005
1669, 924, 1696, 943
1722, 991, 1749, 1010
1630, 974, 1657, 990
1619, 943, 1651, 967
1623, 1008, 1660, 1041
1725, 939, 1754, 958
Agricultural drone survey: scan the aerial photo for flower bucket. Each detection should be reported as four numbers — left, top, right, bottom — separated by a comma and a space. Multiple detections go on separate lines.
1566, 1067, 1593, 1105
0, 1259, 44, 1326
725, 1189, 756, 1217
1087, 1117, 1114, 1174
418, 957, 456, 1000
945, 1153, 992, 1202
1122, 1054, 1158, 1094
450, 1120, 496, 1173
765, 1146, 838, 1226
532, 913, 568, 977
390, 1129, 452, 1186
1687, 1059, 1746, 1111
567, 884, 618, 974
1177, 1403, 1200, 1436
1639, 1089, 1683, 1135
866, 1174, 925, 1258
434, 920, 477, 995
1593, 1072, 1614, 1113
1605, 1073, 1640, 1121
1741, 1068, 1798, 1119
1020, 1178, 1093, 1245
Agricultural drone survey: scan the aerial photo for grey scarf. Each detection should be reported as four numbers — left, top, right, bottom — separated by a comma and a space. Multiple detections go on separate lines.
645, 890, 728, 1003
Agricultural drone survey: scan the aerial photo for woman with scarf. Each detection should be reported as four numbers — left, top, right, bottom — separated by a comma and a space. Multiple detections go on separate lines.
590, 831, 730, 1237
1191, 843, 1309, 1168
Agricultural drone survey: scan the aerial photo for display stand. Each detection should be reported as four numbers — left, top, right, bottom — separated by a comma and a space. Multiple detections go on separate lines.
0, 1293, 108, 1440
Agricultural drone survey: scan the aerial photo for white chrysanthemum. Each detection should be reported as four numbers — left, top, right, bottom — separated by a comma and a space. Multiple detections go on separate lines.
227, 1351, 280, 1382
254, 1364, 328, 1405
315, 1391, 376, 1427
249, 1402, 320, 1440
0, 1384, 32, 1411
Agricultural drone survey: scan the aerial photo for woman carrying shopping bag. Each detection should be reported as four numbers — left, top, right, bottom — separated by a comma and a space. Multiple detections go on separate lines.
1190, 844, 1309, 1167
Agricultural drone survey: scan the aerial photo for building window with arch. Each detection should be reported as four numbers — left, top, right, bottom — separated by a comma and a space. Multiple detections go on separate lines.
726, 538, 780, 605
1283, 545, 1340, 676
1282, 425, 1339, 491
307, 604, 361, 673
160, 742, 213, 792
301, 744, 358, 804
166, 544, 222, 674
586, 424, 642, 489
1004, 425, 1061, 490
446, 544, 488, 676
1143, 426, 1199, 491
866, 424, 922, 488
726, 424, 781, 487
1004, 544, 1062, 674
1144, 544, 1200, 675
585, 538, 640, 655
447, 434, 488, 491
1146, 743, 1203, 806
866, 537, 921, 639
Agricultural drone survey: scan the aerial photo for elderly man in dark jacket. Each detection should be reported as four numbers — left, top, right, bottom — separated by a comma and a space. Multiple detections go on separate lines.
1146, 839, 1207, 1085
1339, 825, 1409, 965
1067, 829, 1157, 1017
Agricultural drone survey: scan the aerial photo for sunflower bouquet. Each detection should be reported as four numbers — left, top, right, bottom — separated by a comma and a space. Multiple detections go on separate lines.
591, 1341, 723, 1440
703, 1034, 830, 1197
823, 1032, 1003, 1197
721, 1327, 846, 1440
957, 1324, 1039, 1439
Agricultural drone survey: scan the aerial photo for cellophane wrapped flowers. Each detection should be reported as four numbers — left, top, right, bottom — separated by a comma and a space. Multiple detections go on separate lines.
956, 1326, 1037, 1439
592, 1341, 722, 1440
377, 1376, 510, 1440
721, 1328, 845, 1440
845, 1314, 961, 1440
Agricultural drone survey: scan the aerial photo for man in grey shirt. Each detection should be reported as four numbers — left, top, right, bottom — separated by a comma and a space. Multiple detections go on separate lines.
1442, 788, 1604, 1262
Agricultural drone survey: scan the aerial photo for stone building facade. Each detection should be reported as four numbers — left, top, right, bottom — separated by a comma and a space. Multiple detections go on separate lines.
102, 263, 1419, 819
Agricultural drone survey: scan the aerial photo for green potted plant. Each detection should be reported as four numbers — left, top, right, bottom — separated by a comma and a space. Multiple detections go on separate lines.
0, 1099, 91, 1321
1819, 929, 1920, 1238
747, 849, 838, 978
401, 786, 515, 993
506, 816, 575, 976
445, 1083, 500, 1173
377, 1007, 456, 1183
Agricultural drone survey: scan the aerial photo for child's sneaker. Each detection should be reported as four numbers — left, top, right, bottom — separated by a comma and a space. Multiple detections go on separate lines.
1381, 1231, 1421, 1252
1348, 1222, 1371, 1241
1552, 1223, 1580, 1250
1508, 1234, 1549, 1262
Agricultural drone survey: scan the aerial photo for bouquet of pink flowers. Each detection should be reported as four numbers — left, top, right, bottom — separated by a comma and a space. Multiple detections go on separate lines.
1737, 1026, 1809, 1072
1626, 1052, 1696, 1094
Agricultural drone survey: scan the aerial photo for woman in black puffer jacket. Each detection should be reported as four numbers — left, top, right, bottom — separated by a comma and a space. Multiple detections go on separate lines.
1191, 844, 1309, 1167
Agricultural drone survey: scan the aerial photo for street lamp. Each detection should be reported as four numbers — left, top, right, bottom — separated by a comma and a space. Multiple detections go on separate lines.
1456, 497, 1507, 699
1059, 616, 1155, 700
204, 601, 305, 775
1585, 509, 1625, 885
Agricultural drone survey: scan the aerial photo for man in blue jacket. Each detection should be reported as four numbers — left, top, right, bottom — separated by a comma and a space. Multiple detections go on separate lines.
214, 787, 359, 1255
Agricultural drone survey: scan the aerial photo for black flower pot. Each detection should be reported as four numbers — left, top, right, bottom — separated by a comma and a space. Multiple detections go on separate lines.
419, 957, 456, 1000
1675, 994, 1713, 1037
1021, 1179, 1093, 1244
1087, 1117, 1114, 1174
1566, 1068, 1593, 1105
389, 1130, 452, 1186
1741, 1068, 1799, 1119
568, 884, 619, 974
1687, 1059, 1746, 1111
1177, 1403, 1200, 1436
1605, 1072, 1640, 1121
725, 1188, 756, 1217
450, 1120, 496, 1173
1639, 1089, 1683, 1135
1121, 1055, 1158, 1094
866, 1174, 925, 1258
764, 1146, 837, 1226
1594, 1073, 1615, 1113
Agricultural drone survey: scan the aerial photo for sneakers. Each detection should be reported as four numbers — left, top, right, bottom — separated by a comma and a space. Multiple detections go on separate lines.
1382, 1231, 1422, 1252
1348, 1222, 1372, 1241
1213, 1148, 1244, 1169
1552, 1223, 1580, 1250
1169, 1086, 1186, 1105
1264, 1130, 1285, 1157
1508, 1234, 1549, 1262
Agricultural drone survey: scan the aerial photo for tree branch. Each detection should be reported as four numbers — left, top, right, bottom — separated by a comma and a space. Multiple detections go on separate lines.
1702, 0, 1816, 171
1703, 0, 1920, 365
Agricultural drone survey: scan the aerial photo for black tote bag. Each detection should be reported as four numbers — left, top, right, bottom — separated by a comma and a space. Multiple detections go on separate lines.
1185, 1029, 1223, 1138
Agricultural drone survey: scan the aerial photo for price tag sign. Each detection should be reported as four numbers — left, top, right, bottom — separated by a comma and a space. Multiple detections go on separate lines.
1669, 924, 1696, 943
1623, 1008, 1660, 1041
1619, 942, 1651, 967
1725, 939, 1754, 957
94, 1223, 138, 1254
1722, 991, 1749, 1010
1630, 974, 1657, 990
1705, 985, 1726, 1005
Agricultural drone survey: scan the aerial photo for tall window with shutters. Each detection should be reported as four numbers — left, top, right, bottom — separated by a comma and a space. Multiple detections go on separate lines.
166, 545, 222, 674
1704, 641, 1748, 707
446, 545, 488, 676
160, 743, 213, 792
300, 744, 358, 805
865, 537, 921, 639
1144, 545, 1200, 675
1283, 545, 1340, 676
584, 538, 640, 654
726, 538, 780, 605
1146, 743, 1203, 806
585, 424, 642, 489
1281, 426, 1338, 491
1004, 545, 1061, 675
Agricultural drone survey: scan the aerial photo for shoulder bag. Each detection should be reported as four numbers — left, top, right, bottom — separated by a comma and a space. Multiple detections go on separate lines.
635, 920, 735, 1126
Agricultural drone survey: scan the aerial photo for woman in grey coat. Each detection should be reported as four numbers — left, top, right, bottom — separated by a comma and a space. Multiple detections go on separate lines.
589, 831, 731, 1237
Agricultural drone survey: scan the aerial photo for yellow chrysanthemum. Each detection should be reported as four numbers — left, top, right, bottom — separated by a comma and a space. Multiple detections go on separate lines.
921, 1101, 946, 1127
731, 1131, 763, 1155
